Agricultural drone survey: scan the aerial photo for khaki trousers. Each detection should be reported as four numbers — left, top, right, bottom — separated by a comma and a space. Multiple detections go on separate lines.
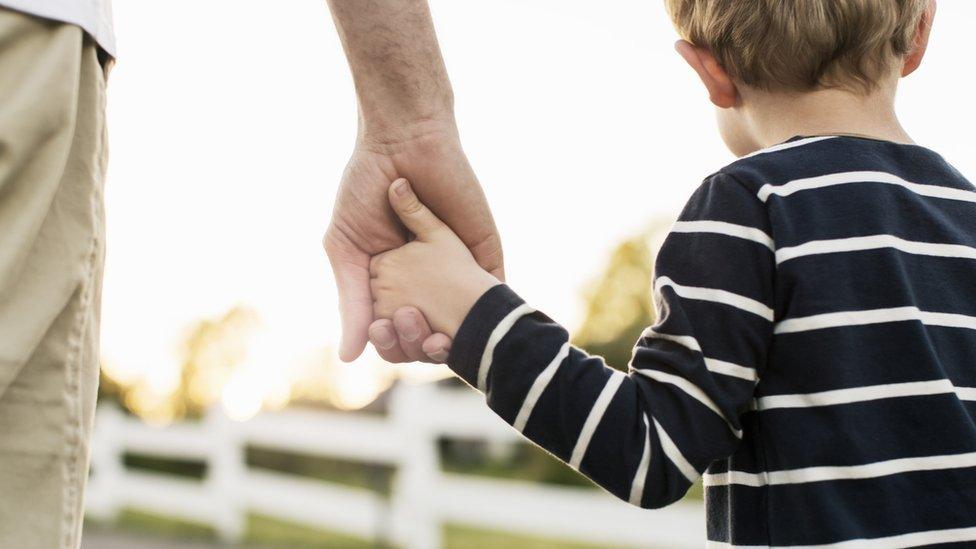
0, 8, 108, 548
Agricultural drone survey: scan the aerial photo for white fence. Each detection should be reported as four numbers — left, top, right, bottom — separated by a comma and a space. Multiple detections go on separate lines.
85, 382, 704, 548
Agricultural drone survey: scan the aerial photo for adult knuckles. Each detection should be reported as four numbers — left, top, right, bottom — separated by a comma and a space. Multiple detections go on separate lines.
322, 228, 342, 255
369, 252, 395, 275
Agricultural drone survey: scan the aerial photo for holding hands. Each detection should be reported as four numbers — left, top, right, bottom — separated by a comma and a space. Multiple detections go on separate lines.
324, 0, 503, 364
370, 180, 501, 344
323, 126, 504, 364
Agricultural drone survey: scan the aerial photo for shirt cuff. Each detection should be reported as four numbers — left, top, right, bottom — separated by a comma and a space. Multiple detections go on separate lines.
447, 284, 527, 389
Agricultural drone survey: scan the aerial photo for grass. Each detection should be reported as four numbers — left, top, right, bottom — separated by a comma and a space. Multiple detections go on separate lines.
113, 508, 216, 540
246, 514, 375, 548
444, 524, 635, 549
102, 509, 642, 548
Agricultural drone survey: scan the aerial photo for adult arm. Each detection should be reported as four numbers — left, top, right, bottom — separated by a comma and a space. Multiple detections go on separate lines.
324, 0, 503, 362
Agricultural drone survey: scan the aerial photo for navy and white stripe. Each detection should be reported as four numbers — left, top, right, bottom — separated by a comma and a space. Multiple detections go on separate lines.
448, 136, 976, 547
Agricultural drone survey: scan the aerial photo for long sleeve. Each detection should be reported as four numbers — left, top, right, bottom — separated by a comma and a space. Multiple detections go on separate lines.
447, 173, 776, 508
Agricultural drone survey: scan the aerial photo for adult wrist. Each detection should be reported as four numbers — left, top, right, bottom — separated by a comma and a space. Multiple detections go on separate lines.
356, 103, 458, 150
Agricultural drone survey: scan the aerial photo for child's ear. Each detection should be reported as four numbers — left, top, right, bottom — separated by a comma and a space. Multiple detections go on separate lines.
903, 0, 936, 77
674, 40, 738, 109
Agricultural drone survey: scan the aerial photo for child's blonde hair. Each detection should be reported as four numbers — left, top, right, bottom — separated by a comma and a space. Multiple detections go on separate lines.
664, 0, 928, 92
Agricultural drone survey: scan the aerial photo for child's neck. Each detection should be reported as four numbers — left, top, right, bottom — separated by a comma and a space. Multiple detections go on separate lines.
742, 80, 913, 149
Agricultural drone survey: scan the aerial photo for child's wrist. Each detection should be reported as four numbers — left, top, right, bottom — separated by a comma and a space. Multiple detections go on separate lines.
442, 274, 502, 339
442, 284, 528, 387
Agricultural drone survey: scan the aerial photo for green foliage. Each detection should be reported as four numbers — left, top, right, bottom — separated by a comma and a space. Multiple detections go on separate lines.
572, 230, 658, 371
122, 452, 207, 479
96, 305, 260, 422
175, 305, 260, 419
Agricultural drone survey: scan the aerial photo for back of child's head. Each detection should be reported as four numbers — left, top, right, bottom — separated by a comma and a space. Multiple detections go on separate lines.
664, 0, 929, 93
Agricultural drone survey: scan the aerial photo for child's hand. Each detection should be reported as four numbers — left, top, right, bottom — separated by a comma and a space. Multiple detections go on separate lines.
370, 179, 501, 339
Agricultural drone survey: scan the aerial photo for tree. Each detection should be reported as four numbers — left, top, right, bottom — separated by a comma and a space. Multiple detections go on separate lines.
173, 305, 261, 419
572, 222, 670, 370
97, 305, 260, 423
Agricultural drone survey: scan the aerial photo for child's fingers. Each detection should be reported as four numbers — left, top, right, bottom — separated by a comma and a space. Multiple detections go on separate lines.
387, 178, 447, 238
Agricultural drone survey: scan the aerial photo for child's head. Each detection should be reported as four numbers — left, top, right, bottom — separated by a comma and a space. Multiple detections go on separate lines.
665, 0, 936, 155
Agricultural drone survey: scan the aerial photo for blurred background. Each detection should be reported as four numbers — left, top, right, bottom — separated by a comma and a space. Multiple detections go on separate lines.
85, 1, 976, 547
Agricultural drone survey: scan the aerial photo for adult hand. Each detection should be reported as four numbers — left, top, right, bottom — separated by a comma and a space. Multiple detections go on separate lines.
325, 1, 502, 363
324, 122, 503, 363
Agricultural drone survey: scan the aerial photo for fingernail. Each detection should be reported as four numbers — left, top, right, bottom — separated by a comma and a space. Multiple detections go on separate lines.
427, 349, 449, 362
399, 323, 421, 342
370, 325, 397, 350
393, 179, 410, 196
394, 312, 421, 342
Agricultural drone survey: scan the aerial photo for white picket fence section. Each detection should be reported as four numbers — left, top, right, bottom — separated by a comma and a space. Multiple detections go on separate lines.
85, 382, 704, 548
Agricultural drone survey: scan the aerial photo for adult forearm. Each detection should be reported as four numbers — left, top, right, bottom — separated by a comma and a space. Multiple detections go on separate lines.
327, 0, 455, 141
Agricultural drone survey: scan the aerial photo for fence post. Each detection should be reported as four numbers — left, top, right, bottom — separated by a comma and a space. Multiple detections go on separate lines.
389, 382, 441, 549
86, 404, 125, 521
205, 406, 246, 542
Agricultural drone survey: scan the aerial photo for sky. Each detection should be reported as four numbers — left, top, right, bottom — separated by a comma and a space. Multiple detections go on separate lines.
100, 1, 976, 394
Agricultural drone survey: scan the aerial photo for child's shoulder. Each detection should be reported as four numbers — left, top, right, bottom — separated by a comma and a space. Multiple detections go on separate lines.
688, 135, 889, 211
712, 136, 843, 193
713, 135, 971, 200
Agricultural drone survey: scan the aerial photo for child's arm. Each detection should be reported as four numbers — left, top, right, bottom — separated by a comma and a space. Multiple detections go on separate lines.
371, 176, 774, 508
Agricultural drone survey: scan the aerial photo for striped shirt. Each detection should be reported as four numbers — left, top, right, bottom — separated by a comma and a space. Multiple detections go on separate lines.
447, 136, 976, 547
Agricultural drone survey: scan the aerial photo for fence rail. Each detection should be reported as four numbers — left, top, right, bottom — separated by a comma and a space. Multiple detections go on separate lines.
85, 382, 704, 548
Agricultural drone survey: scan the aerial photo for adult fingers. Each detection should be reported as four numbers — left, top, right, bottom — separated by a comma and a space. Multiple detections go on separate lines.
368, 318, 410, 363
468, 231, 506, 282
421, 332, 452, 363
324, 229, 373, 362
387, 179, 448, 239
392, 307, 436, 363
